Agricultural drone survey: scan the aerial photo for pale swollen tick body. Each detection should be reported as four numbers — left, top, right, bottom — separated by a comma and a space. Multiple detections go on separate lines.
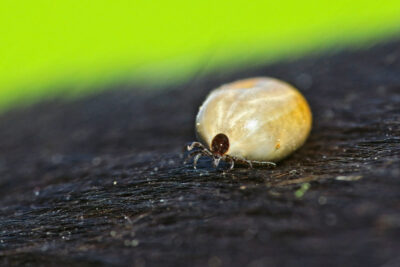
186, 77, 312, 170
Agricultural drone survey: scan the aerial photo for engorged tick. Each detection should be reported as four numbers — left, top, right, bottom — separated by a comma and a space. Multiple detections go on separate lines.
185, 77, 312, 170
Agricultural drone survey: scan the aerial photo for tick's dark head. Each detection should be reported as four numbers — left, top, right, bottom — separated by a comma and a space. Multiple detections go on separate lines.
211, 133, 229, 157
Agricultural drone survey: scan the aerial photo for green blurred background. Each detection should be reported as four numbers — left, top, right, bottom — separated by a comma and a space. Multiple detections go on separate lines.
1, 0, 400, 111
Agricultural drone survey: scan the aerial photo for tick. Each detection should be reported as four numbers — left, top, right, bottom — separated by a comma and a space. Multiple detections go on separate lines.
186, 77, 312, 170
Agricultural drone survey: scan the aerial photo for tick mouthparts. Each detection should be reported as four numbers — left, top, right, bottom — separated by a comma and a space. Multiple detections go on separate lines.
212, 156, 222, 168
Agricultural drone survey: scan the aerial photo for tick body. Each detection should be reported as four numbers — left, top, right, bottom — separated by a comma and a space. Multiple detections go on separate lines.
187, 77, 312, 169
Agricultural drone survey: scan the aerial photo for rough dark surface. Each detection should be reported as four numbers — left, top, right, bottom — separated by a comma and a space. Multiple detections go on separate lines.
1, 41, 400, 267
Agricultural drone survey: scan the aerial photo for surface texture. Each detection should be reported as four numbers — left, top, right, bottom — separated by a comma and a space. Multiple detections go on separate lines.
1, 41, 400, 267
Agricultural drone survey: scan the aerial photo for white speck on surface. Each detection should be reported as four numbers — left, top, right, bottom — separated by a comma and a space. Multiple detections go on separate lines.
113, 181, 117, 185
336, 175, 363, 181
34, 189, 40, 196
131, 239, 139, 247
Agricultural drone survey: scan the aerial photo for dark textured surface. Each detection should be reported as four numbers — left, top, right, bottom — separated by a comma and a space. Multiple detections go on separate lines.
1, 41, 400, 267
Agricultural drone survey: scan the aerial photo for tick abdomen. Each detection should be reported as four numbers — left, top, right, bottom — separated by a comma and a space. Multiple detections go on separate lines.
195, 77, 312, 162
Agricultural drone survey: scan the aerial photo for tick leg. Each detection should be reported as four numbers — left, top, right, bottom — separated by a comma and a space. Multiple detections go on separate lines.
184, 150, 201, 164
184, 142, 217, 169
231, 156, 253, 168
252, 160, 276, 168
187, 142, 206, 151
193, 153, 202, 169
246, 160, 253, 169
227, 157, 235, 170
212, 156, 222, 168
202, 149, 213, 157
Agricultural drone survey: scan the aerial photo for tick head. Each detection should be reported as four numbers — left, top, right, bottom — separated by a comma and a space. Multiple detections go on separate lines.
211, 133, 229, 157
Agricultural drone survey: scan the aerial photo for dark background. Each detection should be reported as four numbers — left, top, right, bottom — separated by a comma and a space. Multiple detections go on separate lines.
0, 41, 399, 266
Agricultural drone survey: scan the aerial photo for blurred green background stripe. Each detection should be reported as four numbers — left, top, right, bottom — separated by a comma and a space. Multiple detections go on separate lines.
1, 0, 400, 111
